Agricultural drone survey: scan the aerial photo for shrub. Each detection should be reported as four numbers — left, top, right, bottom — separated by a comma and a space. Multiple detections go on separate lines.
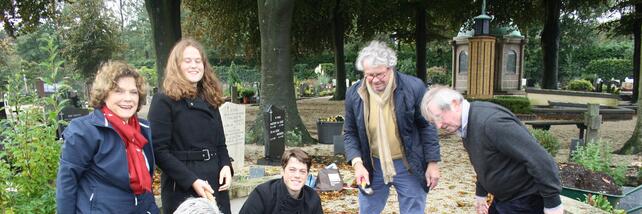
239, 87, 255, 97
572, 140, 627, 185
427, 66, 452, 86
582, 194, 626, 214
469, 96, 532, 114
566, 79, 595, 92
585, 58, 632, 81
0, 37, 66, 213
530, 129, 560, 156
285, 128, 302, 146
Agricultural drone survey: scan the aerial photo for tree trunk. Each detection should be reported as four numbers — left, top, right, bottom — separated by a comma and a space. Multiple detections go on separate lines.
332, 0, 346, 101
415, 5, 427, 83
254, 0, 313, 146
145, 0, 181, 89
617, 23, 642, 155
540, 0, 560, 89
633, 3, 641, 103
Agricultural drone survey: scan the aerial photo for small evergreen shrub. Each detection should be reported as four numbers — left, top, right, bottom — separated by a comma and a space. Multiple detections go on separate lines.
566, 79, 595, 92
468, 96, 532, 114
530, 129, 560, 156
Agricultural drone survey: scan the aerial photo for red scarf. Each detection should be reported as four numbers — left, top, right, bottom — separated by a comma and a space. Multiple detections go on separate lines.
101, 106, 152, 194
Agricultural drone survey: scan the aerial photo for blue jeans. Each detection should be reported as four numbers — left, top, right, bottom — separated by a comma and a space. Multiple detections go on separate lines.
489, 194, 544, 214
358, 158, 427, 214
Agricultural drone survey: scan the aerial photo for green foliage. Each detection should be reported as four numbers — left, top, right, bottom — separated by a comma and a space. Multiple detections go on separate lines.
239, 87, 255, 97
293, 64, 317, 80
427, 66, 452, 86
572, 140, 627, 186
61, 0, 123, 79
215, 64, 260, 84
319, 89, 335, 97
285, 128, 302, 146
0, 38, 67, 213
582, 194, 626, 214
585, 58, 632, 81
566, 79, 595, 92
530, 129, 560, 156
473, 96, 532, 114
0, 0, 60, 36
138, 66, 158, 89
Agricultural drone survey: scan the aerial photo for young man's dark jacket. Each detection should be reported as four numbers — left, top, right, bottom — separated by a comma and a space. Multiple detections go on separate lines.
464, 101, 562, 208
239, 178, 323, 214
343, 71, 440, 192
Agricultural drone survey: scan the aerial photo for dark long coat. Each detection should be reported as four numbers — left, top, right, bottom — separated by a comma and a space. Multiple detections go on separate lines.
149, 93, 233, 214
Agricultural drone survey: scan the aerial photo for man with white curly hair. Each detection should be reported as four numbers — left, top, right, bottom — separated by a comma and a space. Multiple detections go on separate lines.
420, 85, 562, 214
344, 40, 441, 213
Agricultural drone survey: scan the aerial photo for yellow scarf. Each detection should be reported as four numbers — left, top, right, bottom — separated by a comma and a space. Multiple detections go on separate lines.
365, 73, 400, 184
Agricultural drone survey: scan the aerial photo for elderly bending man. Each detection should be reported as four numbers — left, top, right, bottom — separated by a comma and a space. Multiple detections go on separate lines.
343, 40, 441, 214
420, 85, 563, 214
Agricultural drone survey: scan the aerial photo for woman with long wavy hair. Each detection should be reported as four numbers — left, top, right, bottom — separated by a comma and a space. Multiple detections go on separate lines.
149, 38, 233, 214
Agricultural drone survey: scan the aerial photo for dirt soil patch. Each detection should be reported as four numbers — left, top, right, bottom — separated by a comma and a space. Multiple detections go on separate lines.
560, 163, 622, 195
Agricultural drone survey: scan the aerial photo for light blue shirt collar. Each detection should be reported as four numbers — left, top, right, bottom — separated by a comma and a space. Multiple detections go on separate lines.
458, 99, 470, 138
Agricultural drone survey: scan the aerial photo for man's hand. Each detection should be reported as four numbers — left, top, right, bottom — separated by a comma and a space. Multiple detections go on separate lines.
192, 179, 214, 198
475, 196, 489, 214
218, 165, 232, 191
425, 162, 440, 190
543, 205, 563, 214
353, 160, 369, 186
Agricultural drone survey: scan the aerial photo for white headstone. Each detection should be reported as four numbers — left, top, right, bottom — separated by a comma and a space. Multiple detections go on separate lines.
219, 102, 246, 170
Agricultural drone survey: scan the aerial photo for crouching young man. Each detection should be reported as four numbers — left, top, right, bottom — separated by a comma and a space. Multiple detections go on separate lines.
239, 149, 323, 214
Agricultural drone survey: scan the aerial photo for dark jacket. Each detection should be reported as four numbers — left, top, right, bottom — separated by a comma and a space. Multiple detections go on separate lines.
239, 178, 323, 214
149, 93, 233, 214
343, 71, 440, 192
56, 109, 158, 214
464, 101, 562, 208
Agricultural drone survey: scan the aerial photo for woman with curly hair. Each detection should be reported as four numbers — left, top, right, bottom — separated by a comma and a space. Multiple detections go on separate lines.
56, 61, 159, 213
149, 38, 233, 214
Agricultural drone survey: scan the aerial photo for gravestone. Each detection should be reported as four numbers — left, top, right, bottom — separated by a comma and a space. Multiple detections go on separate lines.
57, 106, 90, 139
248, 166, 266, 179
219, 102, 246, 170
258, 105, 285, 166
0, 100, 6, 120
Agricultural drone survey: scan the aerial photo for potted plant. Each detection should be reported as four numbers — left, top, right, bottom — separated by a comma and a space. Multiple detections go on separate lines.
240, 88, 255, 104
316, 115, 344, 144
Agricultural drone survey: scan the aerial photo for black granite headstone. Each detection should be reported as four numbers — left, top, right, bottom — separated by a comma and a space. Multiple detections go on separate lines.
57, 106, 90, 139
0, 100, 6, 120
258, 105, 285, 165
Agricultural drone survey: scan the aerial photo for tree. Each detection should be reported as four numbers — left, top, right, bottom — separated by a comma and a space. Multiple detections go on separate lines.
0, 0, 63, 37
600, 0, 642, 102
540, 0, 561, 89
618, 32, 642, 154
60, 0, 122, 80
145, 0, 181, 89
331, 0, 347, 100
257, 0, 314, 145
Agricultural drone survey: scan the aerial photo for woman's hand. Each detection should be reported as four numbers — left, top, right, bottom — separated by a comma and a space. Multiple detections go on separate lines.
192, 179, 214, 198
218, 165, 232, 191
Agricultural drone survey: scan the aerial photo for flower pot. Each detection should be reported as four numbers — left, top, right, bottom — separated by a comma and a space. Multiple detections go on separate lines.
243, 96, 249, 104
316, 121, 343, 144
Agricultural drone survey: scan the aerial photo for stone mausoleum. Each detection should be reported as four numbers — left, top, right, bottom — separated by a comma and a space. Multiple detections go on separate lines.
451, 22, 527, 97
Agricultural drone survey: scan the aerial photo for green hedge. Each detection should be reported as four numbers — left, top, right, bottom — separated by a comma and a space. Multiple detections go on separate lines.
469, 96, 532, 114
566, 79, 594, 92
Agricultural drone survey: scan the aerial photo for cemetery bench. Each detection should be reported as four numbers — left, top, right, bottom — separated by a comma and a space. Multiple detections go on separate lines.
524, 120, 587, 140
